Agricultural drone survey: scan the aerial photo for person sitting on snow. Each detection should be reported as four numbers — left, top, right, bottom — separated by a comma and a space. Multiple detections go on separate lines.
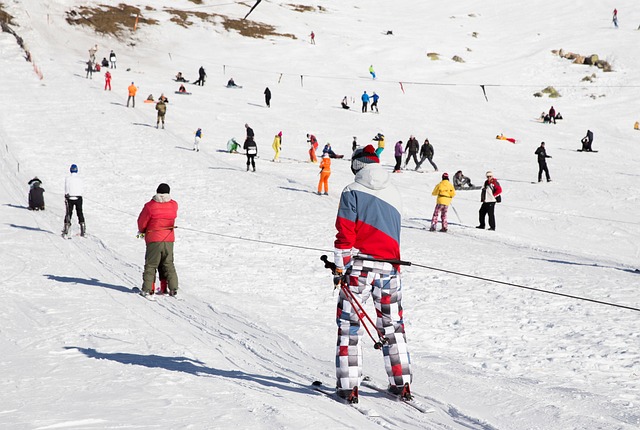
178, 84, 187, 93
28, 177, 45, 210
341, 96, 350, 110
227, 78, 238, 87
496, 133, 516, 144
322, 143, 344, 159
227, 137, 240, 153
175, 72, 187, 82
453, 170, 474, 190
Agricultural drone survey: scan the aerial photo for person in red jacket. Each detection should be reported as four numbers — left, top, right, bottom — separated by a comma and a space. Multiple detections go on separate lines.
137, 183, 179, 296
104, 71, 112, 91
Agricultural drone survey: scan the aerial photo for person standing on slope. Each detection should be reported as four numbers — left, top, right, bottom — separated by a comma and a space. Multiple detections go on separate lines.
415, 138, 438, 172
317, 153, 331, 195
194, 128, 202, 152
127, 82, 137, 108
307, 133, 319, 163
272, 131, 282, 162
63, 164, 86, 237
361, 91, 370, 113
109, 50, 116, 69
430, 172, 456, 232
104, 70, 112, 91
333, 144, 412, 402
535, 142, 552, 182
264, 87, 271, 107
244, 134, 258, 172
403, 135, 420, 170
369, 64, 376, 79
155, 95, 167, 129
194, 66, 206, 86
393, 140, 404, 173
370, 92, 380, 113
477, 171, 502, 231
137, 183, 179, 297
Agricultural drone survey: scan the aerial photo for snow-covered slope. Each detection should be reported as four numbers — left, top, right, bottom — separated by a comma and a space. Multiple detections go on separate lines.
1, 1, 639, 428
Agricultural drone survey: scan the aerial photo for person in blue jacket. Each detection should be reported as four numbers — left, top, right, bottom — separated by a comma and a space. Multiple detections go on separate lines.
370, 92, 379, 113
361, 91, 370, 113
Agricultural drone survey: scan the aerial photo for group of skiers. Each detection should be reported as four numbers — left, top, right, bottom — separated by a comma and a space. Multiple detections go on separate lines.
393, 137, 437, 172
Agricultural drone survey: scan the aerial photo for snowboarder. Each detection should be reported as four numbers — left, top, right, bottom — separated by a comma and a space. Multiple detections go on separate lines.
194, 128, 202, 152
109, 50, 116, 69
63, 164, 86, 237
453, 170, 473, 190
28, 177, 45, 211
244, 136, 258, 172
369, 64, 376, 79
415, 138, 438, 171
370, 92, 379, 113
535, 142, 552, 182
194, 66, 206, 86
100, 57, 109, 68
361, 91, 370, 113
317, 153, 331, 195
227, 78, 239, 88
477, 171, 502, 231
322, 143, 343, 159
310, 31, 315, 45
127, 82, 137, 108
264, 87, 271, 107
333, 144, 412, 401
137, 183, 179, 297
580, 130, 594, 152
272, 131, 282, 162
613, 8, 618, 28
227, 137, 240, 153
155, 95, 167, 129
307, 133, 319, 163
403, 136, 420, 169
104, 71, 112, 91
430, 173, 456, 232
175, 72, 186, 82
372, 133, 385, 157
393, 140, 404, 172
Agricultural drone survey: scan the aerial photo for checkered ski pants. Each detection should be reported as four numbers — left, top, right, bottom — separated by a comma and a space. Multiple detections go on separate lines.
336, 260, 412, 390
431, 203, 449, 230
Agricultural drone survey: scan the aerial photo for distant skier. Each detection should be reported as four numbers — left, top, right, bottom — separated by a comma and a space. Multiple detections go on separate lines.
613, 8, 618, 28
155, 95, 167, 129
372, 132, 385, 156
369, 64, 376, 79
317, 153, 331, 195
244, 135, 258, 172
109, 50, 116, 69
548, 106, 556, 124
361, 91, 370, 113
415, 138, 438, 171
28, 177, 45, 211
370, 92, 379, 113
352, 136, 358, 152
430, 173, 456, 232
88, 44, 98, 62
194, 66, 206, 86
86, 59, 94, 79
535, 142, 552, 182
245, 123, 255, 141
310, 31, 315, 44
127, 82, 137, 108
403, 135, 420, 169
137, 183, 179, 297
104, 70, 112, 91
63, 164, 86, 237
580, 130, 594, 151
194, 128, 202, 152
393, 140, 404, 172
332, 144, 412, 402
477, 171, 502, 231
272, 131, 282, 162
264, 87, 271, 107
307, 133, 319, 163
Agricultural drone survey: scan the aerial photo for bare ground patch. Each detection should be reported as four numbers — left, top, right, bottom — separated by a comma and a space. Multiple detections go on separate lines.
65, 4, 158, 39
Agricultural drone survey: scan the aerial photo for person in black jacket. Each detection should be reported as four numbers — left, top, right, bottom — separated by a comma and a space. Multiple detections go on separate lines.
535, 142, 552, 182
415, 138, 438, 171
403, 135, 420, 169
194, 66, 206, 86
244, 136, 257, 172
264, 87, 271, 107
28, 177, 45, 210
580, 130, 594, 151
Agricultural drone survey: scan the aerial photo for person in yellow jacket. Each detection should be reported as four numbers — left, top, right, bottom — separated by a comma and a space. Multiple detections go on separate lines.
272, 131, 282, 162
317, 153, 331, 195
430, 172, 456, 232
127, 82, 137, 108
373, 132, 385, 157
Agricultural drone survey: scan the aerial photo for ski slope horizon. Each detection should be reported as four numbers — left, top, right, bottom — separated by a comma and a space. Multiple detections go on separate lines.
1, 1, 639, 429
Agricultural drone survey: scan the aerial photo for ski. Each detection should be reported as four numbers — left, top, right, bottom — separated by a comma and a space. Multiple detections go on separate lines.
131, 287, 156, 301
360, 377, 434, 414
310, 381, 382, 418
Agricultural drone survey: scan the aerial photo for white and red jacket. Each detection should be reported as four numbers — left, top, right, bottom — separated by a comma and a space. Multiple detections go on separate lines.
334, 163, 402, 270
137, 194, 178, 244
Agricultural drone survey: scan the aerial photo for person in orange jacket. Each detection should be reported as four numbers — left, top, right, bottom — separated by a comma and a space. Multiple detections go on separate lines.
127, 82, 137, 108
307, 133, 318, 163
317, 153, 331, 195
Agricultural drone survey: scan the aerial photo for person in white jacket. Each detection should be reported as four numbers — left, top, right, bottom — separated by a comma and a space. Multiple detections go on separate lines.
63, 164, 86, 237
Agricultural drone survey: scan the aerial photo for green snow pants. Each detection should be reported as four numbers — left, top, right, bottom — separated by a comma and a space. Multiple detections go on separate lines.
142, 241, 178, 293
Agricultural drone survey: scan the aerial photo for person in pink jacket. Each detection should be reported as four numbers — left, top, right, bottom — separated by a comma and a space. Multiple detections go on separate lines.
137, 183, 179, 296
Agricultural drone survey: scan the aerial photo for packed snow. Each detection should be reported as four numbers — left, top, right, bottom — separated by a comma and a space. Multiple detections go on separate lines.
1, 1, 639, 429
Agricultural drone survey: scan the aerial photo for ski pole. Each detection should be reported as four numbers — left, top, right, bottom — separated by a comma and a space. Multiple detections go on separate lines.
450, 205, 462, 224
320, 255, 389, 349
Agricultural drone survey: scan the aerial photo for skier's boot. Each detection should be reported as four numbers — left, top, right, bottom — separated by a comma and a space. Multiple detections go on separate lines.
388, 383, 413, 401
160, 279, 168, 295
337, 386, 359, 404
62, 222, 71, 236
80, 223, 86, 237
